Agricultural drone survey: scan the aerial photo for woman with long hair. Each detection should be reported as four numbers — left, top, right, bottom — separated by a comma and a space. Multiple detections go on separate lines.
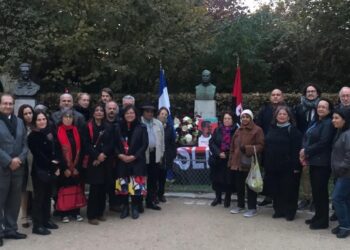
28, 111, 60, 235
17, 104, 34, 228
115, 105, 148, 219
85, 104, 113, 225
156, 107, 176, 203
264, 106, 302, 221
331, 109, 350, 238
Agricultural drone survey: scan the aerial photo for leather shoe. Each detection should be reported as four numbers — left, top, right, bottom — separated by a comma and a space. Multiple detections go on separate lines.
158, 196, 167, 203
43, 221, 59, 230
146, 203, 161, 210
337, 229, 350, 239
332, 226, 341, 235
131, 205, 139, 219
210, 198, 222, 207
32, 227, 51, 236
0, 238, 3, 247
309, 223, 328, 230
4, 232, 27, 239
120, 205, 129, 219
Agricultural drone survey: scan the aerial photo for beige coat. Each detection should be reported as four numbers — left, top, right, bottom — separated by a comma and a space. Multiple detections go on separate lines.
141, 117, 165, 164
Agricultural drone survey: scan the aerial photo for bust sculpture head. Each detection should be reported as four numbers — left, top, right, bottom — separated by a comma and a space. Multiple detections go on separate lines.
13, 62, 40, 97
19, 63, 31, 82
195, 69, 216, 100
201, 70, 211, 85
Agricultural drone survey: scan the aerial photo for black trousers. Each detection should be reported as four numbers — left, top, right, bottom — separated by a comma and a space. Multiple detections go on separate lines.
309, 166, 331, 225
32, 177, 52, 227
87, 184, 106, 220
158, 168, 167, 198
234, 170, 257, 209
271, 171, 301, 218
146, 151, 160, 204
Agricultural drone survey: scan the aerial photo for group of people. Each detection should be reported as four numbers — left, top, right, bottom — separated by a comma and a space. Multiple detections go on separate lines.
209, 85, 350, 239
0, 88, 176, 247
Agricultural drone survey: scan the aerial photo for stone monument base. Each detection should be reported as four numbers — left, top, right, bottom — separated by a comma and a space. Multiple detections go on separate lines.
194, 100, 216, 119
14, 98, 36, 116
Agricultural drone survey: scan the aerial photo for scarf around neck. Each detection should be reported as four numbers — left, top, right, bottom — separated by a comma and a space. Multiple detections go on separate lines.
57, 124, 81, 171
220, 125, 233, 152
301, 96, 320, 111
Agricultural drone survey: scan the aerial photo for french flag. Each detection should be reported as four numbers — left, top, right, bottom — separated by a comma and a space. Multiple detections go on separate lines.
158, 66, 170, 112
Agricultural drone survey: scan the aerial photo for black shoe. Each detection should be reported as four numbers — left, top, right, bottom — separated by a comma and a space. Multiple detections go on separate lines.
258, 198, 272, 207
272, 213, 285, 219
330, 213, 338, 221
224, 195, 231, 208
305, 216, 316, 225
146, 203, 161, 210
332, 226, 341, 235
120, 205, 129, 219
158, 196, 167, 203
298, 199, 310, 210
22, 222, 30, 228
131, 205, 139, 219
0, 238, 3, 247
4, 232, 27, 239
43, 220, 59, 230
210, 198, 222, 207
337, 229, 350, 239
285, 215, 295, 221
309, 223, 328, 230
32, 227, 51, 236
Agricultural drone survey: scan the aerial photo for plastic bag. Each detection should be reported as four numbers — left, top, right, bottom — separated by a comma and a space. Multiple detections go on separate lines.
246, 146, 263, 193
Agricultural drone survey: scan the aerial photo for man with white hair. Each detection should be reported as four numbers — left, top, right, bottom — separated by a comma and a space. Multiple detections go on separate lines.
119, 95, 135, 119
338, 86, 350, 109
51, 93, 86, 130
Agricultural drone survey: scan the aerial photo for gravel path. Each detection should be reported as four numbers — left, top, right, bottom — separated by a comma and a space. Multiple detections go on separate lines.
2, 197, 349, 250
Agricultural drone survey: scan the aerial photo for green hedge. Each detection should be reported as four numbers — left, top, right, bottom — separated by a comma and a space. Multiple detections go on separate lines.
35, 92, 340, 116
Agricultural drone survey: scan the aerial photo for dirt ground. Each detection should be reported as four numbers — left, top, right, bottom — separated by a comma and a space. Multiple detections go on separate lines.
2, 197, 349, 250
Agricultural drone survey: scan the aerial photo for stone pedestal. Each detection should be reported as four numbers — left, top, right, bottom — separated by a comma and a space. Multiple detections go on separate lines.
14, 98, 36, 116
194, 100, 216, 119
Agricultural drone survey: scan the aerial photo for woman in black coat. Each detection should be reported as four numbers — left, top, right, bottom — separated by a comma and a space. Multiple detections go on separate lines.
264, 106, 302, 221
300, 98, 335, 229
157, 107, 176, 203
115, 105, 148, 219
84, 104, 113, 225
209, 112, 238, 208
28, 110, 60, 235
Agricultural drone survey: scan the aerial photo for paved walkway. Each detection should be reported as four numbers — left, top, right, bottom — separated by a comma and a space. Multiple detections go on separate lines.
2, 195, 349, 250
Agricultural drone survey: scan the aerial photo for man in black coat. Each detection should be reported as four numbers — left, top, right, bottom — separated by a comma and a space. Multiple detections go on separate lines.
294, 83, 321, 210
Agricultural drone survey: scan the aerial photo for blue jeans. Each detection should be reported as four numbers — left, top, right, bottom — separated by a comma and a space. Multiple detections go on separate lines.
332, 177, 350, 230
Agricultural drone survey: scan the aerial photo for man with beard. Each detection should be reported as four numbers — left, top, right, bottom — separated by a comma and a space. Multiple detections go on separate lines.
105, 101, 120, 212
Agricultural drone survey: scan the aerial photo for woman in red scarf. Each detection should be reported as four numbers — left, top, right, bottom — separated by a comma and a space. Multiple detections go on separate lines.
56, 108, 84, 223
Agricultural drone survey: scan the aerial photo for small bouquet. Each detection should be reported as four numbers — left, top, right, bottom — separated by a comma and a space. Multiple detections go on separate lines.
174, 116, 199, 146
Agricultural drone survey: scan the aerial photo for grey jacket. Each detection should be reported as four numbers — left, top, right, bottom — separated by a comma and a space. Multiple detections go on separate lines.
331, 129, 350, 178
0, 116, 28, 175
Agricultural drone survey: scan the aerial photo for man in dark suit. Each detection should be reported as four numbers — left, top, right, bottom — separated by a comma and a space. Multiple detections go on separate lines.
0, 94, 29, 246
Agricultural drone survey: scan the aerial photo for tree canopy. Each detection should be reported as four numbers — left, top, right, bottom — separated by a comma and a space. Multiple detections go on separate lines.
1, 0, 349, 93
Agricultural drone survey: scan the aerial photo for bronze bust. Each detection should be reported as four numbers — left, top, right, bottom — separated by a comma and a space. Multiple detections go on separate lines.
13, 63, 40, 97
195, 70, 216, 100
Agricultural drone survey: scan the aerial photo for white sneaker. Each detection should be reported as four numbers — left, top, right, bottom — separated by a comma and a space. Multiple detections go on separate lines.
62, 216, 70, 223
243, 209, 257, 218
76, 215, 84, 222
230, 207, 245, 214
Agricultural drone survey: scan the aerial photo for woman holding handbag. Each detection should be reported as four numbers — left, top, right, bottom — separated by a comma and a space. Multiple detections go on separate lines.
84, 104, 113, 225
115, 105, 148, 219
28, 110, 60, 235
209, 112, 239, 208
228, 109, 264, 217
264, 106, 303, 221
56, 108, 85, 223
